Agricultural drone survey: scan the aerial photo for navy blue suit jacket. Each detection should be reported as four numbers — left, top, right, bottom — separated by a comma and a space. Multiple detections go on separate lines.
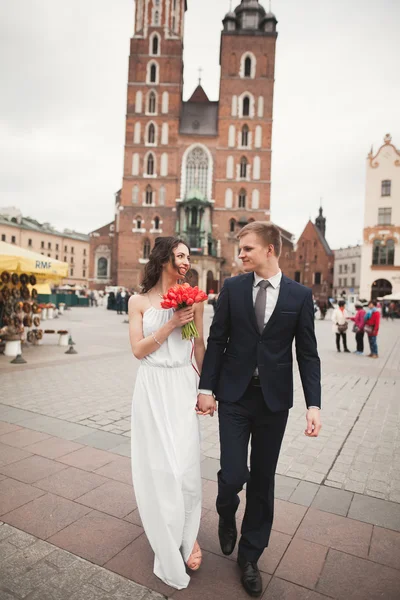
199, 273, 321, 412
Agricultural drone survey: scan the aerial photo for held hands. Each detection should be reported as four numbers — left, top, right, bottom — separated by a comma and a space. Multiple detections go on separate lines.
305, 408, 322, 437
196, 393, 217, 417
171, 307, 195, 329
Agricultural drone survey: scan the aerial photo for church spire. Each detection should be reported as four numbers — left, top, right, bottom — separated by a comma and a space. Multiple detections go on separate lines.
315, 206, 327, 239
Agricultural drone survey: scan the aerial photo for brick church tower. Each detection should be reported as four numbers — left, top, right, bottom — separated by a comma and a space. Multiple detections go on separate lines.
89, 0, 279, 292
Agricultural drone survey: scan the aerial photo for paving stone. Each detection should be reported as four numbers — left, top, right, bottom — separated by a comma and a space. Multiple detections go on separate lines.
344, 480, 366, 494
275, 475, 299, 501
311, 486, 353, 517
0, 428, 52, 448
348, 493, 400, 532
75, 480, 136, 518
0, 455, 68, 484
200, 457, 219, 482
263, 576, 336, 599
369, 526, 400, 571
24, 437, 84, 459
57, 447, 117, 471
0, 478, 46, 516
74, 430, 127, 451
94, 457, 132, 485
317, 548, 400, 599
295, 507, 373, 558
0, 442, 32, 467
289, 481, 319, 507
34, 466, 108, 500
275, 537, 328, 589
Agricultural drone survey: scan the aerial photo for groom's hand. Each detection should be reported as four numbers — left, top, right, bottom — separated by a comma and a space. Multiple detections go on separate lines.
197, 394, 217, 417
305, 408, 322, 437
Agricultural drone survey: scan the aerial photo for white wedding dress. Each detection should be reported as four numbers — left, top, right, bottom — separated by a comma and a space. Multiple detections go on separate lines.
131, 306, 202, 590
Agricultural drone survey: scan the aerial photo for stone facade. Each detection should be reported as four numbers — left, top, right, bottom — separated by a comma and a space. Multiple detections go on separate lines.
90, 0, 279, 292
360, 134, 400, 300
333, 245, 362, 304
0, 207, 89, 286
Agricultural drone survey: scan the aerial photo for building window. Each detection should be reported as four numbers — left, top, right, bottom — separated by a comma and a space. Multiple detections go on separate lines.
185, 146, 209, 199
314, 255, 317, 262
154, 216, 160, 230
147, 153, 155, 175
71, 247, 74, 254
48, 242, 51, 249
11, 236, 16, 244
229, 218, 236, 233
339, 265, 342, 274
240, 157, 248, 178
338, 278, 342, 287
151, 34, 160, 56
143, 239, 151, 259
41, 241, 45, 248
136, 217, 142, 229
343, 278, 347, 287
71, 257, 74, 264
244, 57, 252, 77
56, 255, 59, 260
148, 123, 156, 144
97, 257, 108, 278
148, 91, 157, 114
70, 268, 74, 276
242, 96, 250, 117
150, 63, 157, 83
83, 248, 86, 256
238, 189, 246, 208
373, 239, 395, 266
315, 272, 321, 285
64, 245, 67, 252
47, 253, 51, 257
159, 185, 166, 205
83, 270, 86, 277
154, 10, 160, 25
27, 238, 32, 246
241, 125, 249, 147
295, 271, 301, 283
56, 243, 59, 251
378, 207, 392, 225
1, 234, 5, 241
344, 264, 348, 273
352, 263, 356, 273
145, 185, 153, 205
381, 180, 391, 197
351, 277, 355, 287
64, 256, 67, 262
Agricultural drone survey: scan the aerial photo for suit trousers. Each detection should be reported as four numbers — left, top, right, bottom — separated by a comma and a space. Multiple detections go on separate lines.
216, 383, 288, 562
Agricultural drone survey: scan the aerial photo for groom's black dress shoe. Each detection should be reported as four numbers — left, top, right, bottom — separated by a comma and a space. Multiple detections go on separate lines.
237, 556, 262, 597
218, 517, 237, 555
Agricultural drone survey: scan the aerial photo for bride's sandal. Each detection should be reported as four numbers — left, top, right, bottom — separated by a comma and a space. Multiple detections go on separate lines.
186, 541, 202, 571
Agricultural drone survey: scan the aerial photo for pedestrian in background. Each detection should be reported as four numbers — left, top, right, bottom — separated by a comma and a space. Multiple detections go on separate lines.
349, 303, 366, 355
331, 300, 350, 353
116, 288, 124, 314
365, 300, 380, 358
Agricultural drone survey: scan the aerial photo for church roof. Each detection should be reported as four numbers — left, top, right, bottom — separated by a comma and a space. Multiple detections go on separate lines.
187, 84, 210, 103
313, 222, 333, 256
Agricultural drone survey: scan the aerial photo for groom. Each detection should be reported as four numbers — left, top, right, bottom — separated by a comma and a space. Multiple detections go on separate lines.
198, 222, 321, 597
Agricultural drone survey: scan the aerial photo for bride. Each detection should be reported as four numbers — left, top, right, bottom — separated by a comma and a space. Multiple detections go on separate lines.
129, 236, 205, 590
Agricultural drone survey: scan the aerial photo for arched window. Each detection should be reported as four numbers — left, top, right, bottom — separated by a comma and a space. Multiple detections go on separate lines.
241, 125, 249, 147
145, 185, 153, 204
132, 185, 139, 204
151, 34, 160, 56
229, 218, 236, 233
148, 91, 157, 114
147, 154, 155, 175
240, 157, 248, 179
185, 146, 209, 199
148, 123, 156, 144
243, 96, 250, 117
239, 189, 247, 208
135, 216, 142, 229
143, 239, 151, 259
244, 56, 252, 77
154, 216, 160, 230
159, 185, 166, 205
97, 257, 108, 279
150, 63, 157, 83
191, 207, 198, 227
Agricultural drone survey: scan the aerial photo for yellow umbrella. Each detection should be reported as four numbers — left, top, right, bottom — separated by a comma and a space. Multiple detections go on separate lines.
0, 241, 68, 282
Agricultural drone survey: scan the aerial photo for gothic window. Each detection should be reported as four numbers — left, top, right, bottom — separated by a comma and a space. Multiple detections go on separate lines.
240, 157, 248, 179
150, 63, 157, 83
148, 123, 156, 144
244, 57, 252, 77
241, 125, 249, 147
147, 154, 155, 175
145, 185, 154, 204
154, 216, 160, 230
148, 91, 157, 113
239, 189, 247, 208
381, 180, 391, 196
243, 96, 250, 117
135, 216, 142, 229
315, 272, 322, 285
159, 185, 166, 205
191, 207, 198, 227
185, 147, 209, 199
143, 239, 151, 259
151, 35, 160, 56
97, 257, 108, 279
229, 218, 236, 233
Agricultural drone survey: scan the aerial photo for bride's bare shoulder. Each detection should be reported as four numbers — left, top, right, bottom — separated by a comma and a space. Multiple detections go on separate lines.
129, 293, 147, 312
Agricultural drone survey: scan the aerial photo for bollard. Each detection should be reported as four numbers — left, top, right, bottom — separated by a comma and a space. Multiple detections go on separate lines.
68, 335, 76, 346
65, 345, 78, 355
10, 354, 27, 364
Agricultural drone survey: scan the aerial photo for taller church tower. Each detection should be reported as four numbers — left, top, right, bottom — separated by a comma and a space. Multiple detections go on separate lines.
214, 1, 278, 276
116, 0, 187, 287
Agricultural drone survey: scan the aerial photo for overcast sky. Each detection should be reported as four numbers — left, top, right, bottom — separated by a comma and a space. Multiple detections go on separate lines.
0, 0, 399, 248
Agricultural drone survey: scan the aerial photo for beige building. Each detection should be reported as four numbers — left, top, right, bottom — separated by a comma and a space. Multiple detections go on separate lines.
0, 207, 90, 286
360, 134, 400, 300
333, 245, 361, 304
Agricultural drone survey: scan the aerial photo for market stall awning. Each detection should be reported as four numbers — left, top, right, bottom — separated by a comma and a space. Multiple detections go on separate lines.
0, 241, 68, 282
378, 292, 400, 301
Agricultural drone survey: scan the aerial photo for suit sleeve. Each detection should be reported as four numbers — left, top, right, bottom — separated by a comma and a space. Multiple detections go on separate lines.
198, 280, 231, 393
295, 290, 322, 409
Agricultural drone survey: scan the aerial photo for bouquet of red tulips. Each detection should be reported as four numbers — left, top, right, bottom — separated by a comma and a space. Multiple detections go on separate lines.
161, 283, 208, 340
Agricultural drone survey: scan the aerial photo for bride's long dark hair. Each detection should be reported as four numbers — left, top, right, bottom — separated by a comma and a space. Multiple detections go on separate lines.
141, 237, 190, 294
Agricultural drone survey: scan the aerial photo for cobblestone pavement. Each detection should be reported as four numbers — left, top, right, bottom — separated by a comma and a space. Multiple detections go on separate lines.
1, 305, 399, 502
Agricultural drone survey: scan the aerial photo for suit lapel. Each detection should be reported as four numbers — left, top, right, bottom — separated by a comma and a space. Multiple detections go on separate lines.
261, 274, 292, 337
244, 273, 259, 334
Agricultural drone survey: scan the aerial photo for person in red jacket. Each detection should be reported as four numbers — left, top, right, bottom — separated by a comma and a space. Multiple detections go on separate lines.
364, 300, 380, 358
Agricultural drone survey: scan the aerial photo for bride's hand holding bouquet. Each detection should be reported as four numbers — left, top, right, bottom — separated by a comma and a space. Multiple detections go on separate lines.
161, 283, 208, 340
